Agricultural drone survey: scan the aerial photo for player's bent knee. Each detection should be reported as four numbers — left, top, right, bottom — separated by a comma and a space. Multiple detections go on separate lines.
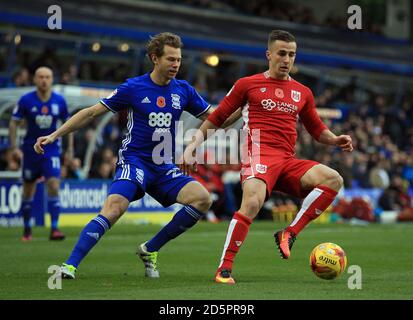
46, 180, 60, 197
190, 191, 212, 213
324, 170, 343, 191
101, 195, 129, 224
240, 196, 261, 218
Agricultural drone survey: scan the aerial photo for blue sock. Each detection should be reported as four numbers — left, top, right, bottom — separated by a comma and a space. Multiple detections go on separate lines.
21, 199, 33, 233
66, 215, 111, 268
146, 205, 204, 252
48, 196, 60, 230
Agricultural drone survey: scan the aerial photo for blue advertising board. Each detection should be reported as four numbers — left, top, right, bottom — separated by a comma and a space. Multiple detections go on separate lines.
0, 180, 45, 227
0, 179, 178, 227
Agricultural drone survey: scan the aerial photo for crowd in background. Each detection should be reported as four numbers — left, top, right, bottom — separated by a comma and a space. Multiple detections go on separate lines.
6, 47, 130, 88
164, 0, 384, 35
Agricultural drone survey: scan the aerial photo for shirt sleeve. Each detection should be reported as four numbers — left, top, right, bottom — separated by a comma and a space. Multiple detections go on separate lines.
100, 81, 132, 113
299, 88, 328, 140
207, 78, 247, 127
184, 84, 211, 118
12, 96, 26, 120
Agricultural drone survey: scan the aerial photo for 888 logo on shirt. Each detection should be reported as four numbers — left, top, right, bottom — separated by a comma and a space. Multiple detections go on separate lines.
35, 114, 53, 129
148, 112, 172, 127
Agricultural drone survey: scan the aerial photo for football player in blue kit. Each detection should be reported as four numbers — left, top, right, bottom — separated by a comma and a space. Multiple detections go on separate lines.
34, 32, 237, 279
9, 66, 73, 241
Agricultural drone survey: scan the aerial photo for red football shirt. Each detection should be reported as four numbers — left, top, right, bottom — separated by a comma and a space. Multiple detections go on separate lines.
208, 71, 328, 155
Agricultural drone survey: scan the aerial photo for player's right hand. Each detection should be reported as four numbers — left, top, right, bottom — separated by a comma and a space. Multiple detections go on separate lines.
34, 135, 55, 154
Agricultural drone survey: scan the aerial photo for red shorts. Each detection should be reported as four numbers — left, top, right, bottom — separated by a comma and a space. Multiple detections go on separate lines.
240, 150, 319, 199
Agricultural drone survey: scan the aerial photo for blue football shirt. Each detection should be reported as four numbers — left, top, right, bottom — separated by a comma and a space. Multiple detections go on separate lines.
100, 73, 210, 162
12, 91, 69, 152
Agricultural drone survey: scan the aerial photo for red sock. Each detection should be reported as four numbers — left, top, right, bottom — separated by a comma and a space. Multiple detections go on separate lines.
286, 185, 337, 236
218, 212, 252, 272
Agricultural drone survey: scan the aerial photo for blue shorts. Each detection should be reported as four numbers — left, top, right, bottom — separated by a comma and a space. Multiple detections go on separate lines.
108, 157, 195, 207
22, 146, 61, 182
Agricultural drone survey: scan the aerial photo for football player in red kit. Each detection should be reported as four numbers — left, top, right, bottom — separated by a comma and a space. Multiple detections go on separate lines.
181, 30, 353, 284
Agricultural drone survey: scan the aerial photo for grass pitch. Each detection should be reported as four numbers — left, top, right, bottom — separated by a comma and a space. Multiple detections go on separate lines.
1, 221, 412, 300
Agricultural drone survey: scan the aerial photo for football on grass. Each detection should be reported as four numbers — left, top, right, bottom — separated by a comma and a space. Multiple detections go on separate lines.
310, 242, 347, 280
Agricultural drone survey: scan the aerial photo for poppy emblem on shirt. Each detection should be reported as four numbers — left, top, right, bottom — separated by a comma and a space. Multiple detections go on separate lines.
156, 96, 166, 108
275, 88, 284, 98
41, 106, 49, 114
291, 90, 301, 102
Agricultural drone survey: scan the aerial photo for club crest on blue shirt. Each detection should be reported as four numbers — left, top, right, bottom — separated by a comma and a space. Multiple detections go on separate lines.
51, 103, 59, 115
157, 96, 166, 108
171, 94, 181, 109
41, 106, 49, 114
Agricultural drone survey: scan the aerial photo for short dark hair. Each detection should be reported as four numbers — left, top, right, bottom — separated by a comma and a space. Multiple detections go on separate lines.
146, 32, 183, 62
268, 30, 296, 47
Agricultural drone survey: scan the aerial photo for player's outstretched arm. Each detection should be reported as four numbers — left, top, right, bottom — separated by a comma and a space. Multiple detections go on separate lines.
34, 102, 109, 154
180, 105, 241, 175
318, 129, 353, 152
199, 107, 242, 129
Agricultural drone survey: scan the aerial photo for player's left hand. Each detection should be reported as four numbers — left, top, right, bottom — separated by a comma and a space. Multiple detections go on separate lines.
178, 145, 197, 175
34, 135, 55, 154
334, 135, 353, 152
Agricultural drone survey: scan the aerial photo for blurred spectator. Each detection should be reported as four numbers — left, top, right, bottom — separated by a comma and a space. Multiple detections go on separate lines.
60, 64, 79, 85
30, 46, 61, 74
12, 67, 31, 87
377, 176, 413, 222
91, 162, 113, 179
378, 176, 411, 212
0, 148, 21, 171
369, 160, 390, 189
88, 147, 117, 179
403, 156, 413, 184
62, 156, 84, 180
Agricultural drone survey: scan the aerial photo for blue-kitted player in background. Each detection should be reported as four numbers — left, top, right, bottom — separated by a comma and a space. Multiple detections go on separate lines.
9, 66, 73, 241
34, 32, 238, 279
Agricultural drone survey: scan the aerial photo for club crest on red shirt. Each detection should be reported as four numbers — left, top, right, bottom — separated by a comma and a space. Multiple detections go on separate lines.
291, 90, 301, 102
256, 164, 267, 173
